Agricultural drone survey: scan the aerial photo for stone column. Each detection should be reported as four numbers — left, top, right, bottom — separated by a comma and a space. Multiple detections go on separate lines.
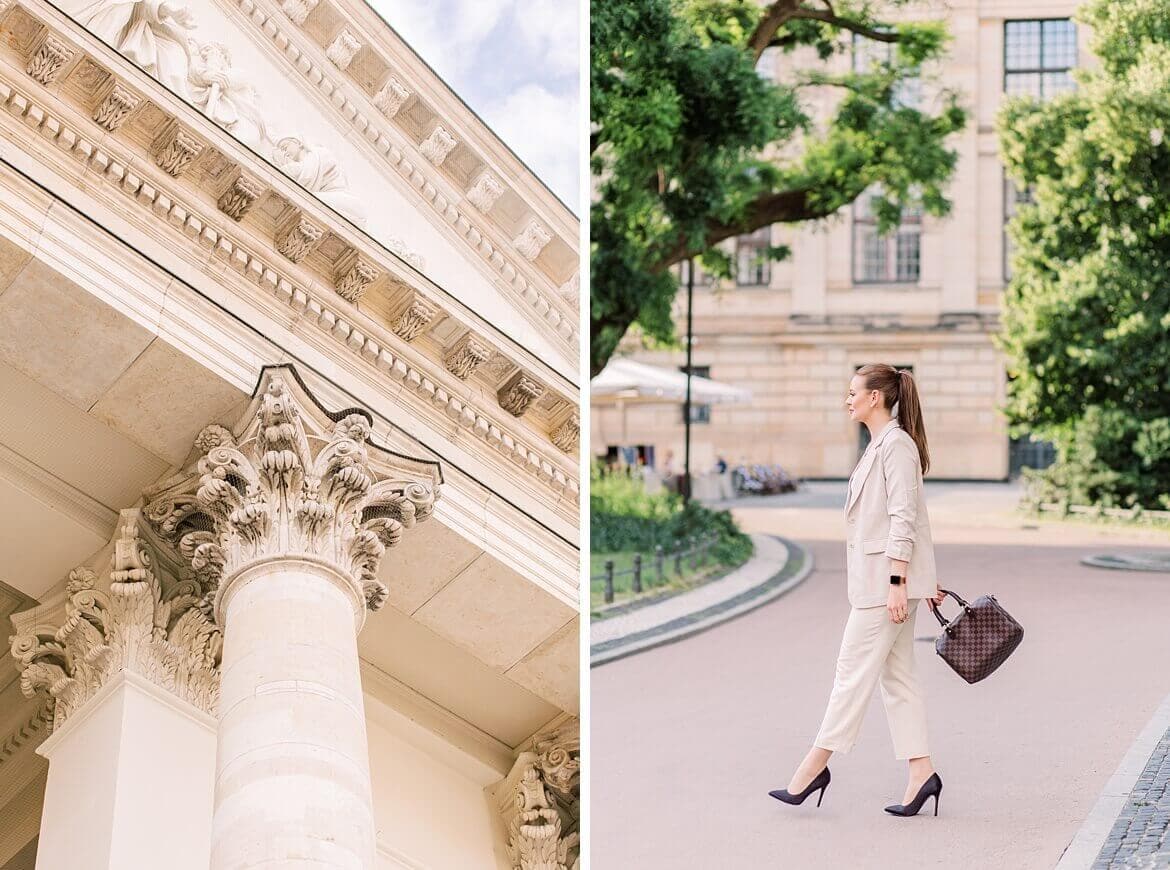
9, 511, 221, 870
144, 366, 441, 870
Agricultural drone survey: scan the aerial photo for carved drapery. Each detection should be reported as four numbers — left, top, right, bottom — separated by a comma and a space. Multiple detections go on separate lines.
9, 510, 222, 730
500, 721, 580, 870
142, 367, 440, 621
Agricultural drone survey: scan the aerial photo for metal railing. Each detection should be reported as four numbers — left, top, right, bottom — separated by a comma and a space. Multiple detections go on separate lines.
592, 534, 720, 605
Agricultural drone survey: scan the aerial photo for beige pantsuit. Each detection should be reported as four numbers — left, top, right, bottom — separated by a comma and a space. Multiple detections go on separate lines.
814, 419, 933, 760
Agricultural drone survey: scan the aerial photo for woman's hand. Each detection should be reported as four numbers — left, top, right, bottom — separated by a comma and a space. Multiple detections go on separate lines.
926, 584, 946, 611
887, 584, 909, 624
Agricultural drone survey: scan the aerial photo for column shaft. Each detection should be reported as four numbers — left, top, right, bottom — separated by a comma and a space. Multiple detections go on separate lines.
211, 559, 374, 869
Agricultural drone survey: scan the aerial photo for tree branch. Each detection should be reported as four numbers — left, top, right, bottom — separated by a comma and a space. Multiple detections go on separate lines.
791, 7, 901, 43
748, 0, 800, 60
751, 2, 902, 61
650, 186, 840, 271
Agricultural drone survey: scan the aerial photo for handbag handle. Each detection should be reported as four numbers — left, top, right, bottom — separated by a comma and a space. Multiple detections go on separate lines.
930, 587, 971, 633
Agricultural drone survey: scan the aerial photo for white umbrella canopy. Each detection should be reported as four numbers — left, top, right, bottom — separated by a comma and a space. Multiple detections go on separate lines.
590, 358, 752, 405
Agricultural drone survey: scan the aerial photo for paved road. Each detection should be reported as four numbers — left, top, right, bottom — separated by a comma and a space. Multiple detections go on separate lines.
591, 483, 1170, 869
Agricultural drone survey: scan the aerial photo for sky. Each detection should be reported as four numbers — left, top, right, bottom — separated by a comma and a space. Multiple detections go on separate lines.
367, 0, 580, 214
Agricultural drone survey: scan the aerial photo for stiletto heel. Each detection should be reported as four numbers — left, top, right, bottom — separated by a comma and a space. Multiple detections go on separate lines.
884, 773, 943, 817
768, 767, 831, 807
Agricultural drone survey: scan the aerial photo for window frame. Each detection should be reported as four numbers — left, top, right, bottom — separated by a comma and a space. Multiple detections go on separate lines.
851, 191, 922, 286
1002, 18, 1077, 100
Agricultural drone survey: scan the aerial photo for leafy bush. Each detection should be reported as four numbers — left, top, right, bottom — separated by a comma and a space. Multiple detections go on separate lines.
590, 465, 754, 562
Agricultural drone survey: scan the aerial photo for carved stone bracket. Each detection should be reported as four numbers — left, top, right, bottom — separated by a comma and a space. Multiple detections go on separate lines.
218, 173, 265, 221
142, 366, 441, 621
9, 509, 223, 731
444, 332, 490, 380
498, 721, 580, 870
420, 125, 457, 166
27, 34, 73, 86
335, 251, 380, 303
393, 295, 440, 342
152, 124, 203, 177
373, 76, 411, 118
93, 83, 140, 131
550, 414, 579, 454
467, 171, 504, 213
275, 211, 325, 263
513, 220, 552, 262
280, 0, 319, 25
326, 28, 362, 71
498, 371, 545, 418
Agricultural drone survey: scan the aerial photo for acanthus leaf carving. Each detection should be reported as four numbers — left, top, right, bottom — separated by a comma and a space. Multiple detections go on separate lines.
325, 28, 362, 71
373, 76, 411, 118
444, 333, 491, 380
93, 83, 140, 131
498, 371, 545, 418
152, 125, 203, 177
143, 369, 440, 622
8, 510, 223, 730
500, 721, 580, 870
467, 171, 504, 213
26, 34, 74, 86
335, 252, 380, 303
275, 212, 325, 263
420, 125, 457, 166
280, 0, 319, 25
393, 295, 440, 342
513, 220, 552, 262
218, 172, 266, 221
550, 414, 579, 453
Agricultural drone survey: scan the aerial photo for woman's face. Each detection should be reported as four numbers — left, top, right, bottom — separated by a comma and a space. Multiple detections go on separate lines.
846, 375, 881, 424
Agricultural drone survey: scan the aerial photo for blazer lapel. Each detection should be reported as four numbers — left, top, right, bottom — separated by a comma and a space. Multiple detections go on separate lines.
844, 422, 900, 515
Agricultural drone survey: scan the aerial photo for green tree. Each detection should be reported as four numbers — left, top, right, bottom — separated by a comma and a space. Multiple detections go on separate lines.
590, 0, 966, 375
997, 0, 1170, 509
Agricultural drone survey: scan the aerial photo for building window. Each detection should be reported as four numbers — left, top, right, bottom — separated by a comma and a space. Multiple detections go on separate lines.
852, 34, 921, 109
1003, 176, 1034, 281
852, 190, 921, 284
680, 365, 711, 424
1004, 19, 1077, 99
735, 227, 772, 286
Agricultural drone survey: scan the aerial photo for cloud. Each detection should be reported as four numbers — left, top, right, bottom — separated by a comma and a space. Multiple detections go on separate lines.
511, 0, 580, 79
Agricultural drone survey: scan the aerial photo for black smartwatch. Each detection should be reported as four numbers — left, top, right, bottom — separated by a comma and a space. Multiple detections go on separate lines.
889, 574, 906, 586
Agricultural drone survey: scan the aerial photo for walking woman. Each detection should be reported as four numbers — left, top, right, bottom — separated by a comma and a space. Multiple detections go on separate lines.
769, 364, 945, 817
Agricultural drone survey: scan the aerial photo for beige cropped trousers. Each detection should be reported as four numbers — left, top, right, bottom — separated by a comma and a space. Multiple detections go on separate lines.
813, 600, 930, 760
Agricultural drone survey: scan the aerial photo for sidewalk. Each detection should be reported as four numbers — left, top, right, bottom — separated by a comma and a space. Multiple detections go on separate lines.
1059, 692, 1170, 869
590, 534, 812, 667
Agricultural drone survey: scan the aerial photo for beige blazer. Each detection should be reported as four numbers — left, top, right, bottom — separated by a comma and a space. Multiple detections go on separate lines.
843, 420, 937, 608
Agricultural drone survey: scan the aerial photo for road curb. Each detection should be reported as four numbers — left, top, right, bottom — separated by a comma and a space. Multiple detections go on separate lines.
590, 535, 814, 668
1056, 689, 1170, 869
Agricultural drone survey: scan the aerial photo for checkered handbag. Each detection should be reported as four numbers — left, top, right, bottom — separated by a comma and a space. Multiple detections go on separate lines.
930, 588, 1024, 684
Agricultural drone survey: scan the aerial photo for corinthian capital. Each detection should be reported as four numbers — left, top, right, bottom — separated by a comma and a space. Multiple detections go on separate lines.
143, 366, 441, 622
9, 510, 222, 731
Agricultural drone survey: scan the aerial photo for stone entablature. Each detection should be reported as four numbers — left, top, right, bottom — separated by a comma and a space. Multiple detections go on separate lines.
497, 719, 581, 870
0, 3, 580, 505
235, 0, 579, 351
9, 510, 223, 730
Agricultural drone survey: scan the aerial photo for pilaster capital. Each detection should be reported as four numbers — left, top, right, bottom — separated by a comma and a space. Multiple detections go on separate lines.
142, 366, 442, 624
8, 510, 222, 731
498, 719, 581, 870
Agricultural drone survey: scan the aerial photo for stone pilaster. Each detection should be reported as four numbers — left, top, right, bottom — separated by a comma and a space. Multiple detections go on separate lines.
143, 365, 441, 870
497, 720, 581, 870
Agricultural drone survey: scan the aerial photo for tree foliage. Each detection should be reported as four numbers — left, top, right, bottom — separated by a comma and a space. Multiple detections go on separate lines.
590, 0, 967, 375
997, 0, 1170, 509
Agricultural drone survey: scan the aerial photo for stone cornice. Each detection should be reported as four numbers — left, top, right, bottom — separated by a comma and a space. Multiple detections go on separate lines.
225, 0, 579, 351
0, 7, 580, 504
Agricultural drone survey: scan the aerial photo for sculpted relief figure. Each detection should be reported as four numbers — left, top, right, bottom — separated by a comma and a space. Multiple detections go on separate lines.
188, 42, 269, 151
68, 0, 195, 98
272, 135, 368, 227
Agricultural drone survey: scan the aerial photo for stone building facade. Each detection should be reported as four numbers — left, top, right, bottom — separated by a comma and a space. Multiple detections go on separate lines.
0, 1, 579, 867
591, 0, 1084, 481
